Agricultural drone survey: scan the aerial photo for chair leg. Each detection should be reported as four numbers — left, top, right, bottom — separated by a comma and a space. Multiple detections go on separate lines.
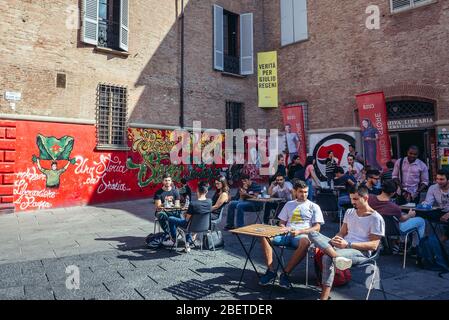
403, 234, 409, 269
366, 264, 377, 300
305, 249, 309, 287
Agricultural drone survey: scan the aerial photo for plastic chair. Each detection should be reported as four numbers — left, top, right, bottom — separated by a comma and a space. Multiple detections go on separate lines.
211, 204, 227, 231
382, 215, 420, 269
176, 212, 215, 252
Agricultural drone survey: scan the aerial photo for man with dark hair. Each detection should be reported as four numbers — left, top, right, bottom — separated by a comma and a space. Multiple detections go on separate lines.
225, 174, 262, 229
369, 180, 426, 252
393, 145, 429, 204
264, 173, 294, 224
309, 185, 385, 300
325, 151, 338, 187
334, 166, 357, 219
179, 178, 192, 204
259, 180, 324, 288
287, 155, 305, 181
422, 169, 449, 242
166, 181, 212, 251
346, 154, 363, 182
154, 173, 181, 237
381, 160, 395, 183
361, 170, 381, 195
348, 144, 364, 164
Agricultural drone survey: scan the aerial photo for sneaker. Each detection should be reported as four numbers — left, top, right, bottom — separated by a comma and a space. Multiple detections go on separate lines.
224, 225, 235, 231
279, 273, 292, 289
184, 243, 191, 253
258, 269, 277, 286
333, 256, 352, 270
161, 238, 175, 247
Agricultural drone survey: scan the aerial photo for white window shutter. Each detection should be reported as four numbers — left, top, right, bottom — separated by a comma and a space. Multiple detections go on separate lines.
213, 5, 224, 71
240, 13, 254, 75
119, 0, 129, 51
82, 0, 99, 45
280, 0, 294, 46
293, 0, 308, 42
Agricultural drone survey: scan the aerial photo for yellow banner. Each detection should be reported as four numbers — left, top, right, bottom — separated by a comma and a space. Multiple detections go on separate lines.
258, 51, 278, 108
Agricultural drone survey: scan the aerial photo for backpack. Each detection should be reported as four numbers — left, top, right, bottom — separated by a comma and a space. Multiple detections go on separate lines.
417, 235, 449, 273
314, 248, 352, 287
145, 232, 165, 249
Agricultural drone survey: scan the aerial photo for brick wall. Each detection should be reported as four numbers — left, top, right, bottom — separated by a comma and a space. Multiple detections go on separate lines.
0, 121, 16, 212
262, 0, 449, 129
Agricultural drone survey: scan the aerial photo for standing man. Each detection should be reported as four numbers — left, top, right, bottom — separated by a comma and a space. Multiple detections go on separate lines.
285, 124, 300, 164
392, 145, 429, 204
287, 155, 305, 181
308, 185, 385, 300
422, 169, 449, 242
325, 151, 339, 187
225, 174, 262, 229
348, 144, 364, 164
154, 174, 181, 237
259, 181, 324, 288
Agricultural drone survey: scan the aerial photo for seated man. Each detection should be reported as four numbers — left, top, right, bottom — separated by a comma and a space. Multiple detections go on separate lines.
166, 181, 212, 251
259, 180, 324, 288
334, 166, 357, 218
361, 170, 382, 195
369, 180, 426, 252
225, 174, 262, 229
178, 178, 192, 205
154, 173, 181, 237
308, 185, 385, 300
263, 173, 294, 224
422, 169, 449, 242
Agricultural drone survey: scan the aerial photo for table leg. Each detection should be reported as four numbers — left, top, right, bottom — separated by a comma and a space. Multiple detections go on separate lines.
235, 234, 260, 292
254, 202, 266, 224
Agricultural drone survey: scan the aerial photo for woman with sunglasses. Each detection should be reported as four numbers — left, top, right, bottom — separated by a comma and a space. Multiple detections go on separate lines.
211, 176, 230, 221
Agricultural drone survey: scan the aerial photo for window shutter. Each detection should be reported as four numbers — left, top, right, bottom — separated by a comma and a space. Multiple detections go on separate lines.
293, 0, 308, 42
280, 0, 294, 46
240, 13, 254, 75
213, 5, 224, 71
119, 0, 129, 51
82, 0, 99, 45
391, 0, 412, 11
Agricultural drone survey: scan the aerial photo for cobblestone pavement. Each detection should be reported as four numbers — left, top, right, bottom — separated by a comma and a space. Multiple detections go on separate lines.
1, 199, 449, 300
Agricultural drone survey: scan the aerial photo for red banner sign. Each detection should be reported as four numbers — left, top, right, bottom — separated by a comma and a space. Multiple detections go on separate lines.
356, 92, 391, 171
281, 104, 307, 165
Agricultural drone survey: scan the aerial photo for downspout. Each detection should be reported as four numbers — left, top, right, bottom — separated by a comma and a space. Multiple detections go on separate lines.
180, 0, 185, 128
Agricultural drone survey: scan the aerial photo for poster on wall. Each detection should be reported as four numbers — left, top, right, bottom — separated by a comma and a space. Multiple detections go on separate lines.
257, 51, 278, 108
281, 104, 307, 165
356, 92, 391, 171
310, 133, 356, 182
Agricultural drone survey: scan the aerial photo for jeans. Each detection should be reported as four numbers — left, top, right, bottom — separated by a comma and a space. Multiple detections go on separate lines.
337, 194, 351, 220
271, 234, 308, 248
168, 216, 192, 243
399, 217, 426, 246
306, 178, 315, 201
308, 231, 370, 287
157, 210, 182, 234
226, 200, 262, 228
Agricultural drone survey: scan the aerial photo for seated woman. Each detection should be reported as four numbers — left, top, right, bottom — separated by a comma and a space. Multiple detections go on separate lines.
211, 176, 230, 221
167, 181, 212, 252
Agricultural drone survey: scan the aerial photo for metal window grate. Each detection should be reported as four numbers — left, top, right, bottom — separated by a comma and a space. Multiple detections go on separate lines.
390, 0, 433, 13
226, 101, 244, 130
386, 100, 435, 120
96, 84, 128, 147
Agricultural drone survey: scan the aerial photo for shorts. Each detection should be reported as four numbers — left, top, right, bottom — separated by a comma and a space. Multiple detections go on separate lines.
271, 233, 309, 248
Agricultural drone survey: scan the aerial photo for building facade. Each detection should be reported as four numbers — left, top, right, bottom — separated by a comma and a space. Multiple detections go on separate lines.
1, 0, 448, 212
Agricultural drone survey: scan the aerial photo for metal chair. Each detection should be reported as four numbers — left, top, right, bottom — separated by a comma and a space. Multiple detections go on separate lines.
351, 244, 387, 300
176, 212, 215, 252
382, 215, 420, 269
278, 243, 315, 287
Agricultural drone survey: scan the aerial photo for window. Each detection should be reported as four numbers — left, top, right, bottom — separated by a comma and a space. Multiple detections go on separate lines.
96, 84, 128, 149
390, 0, 434, 13
81, 0, 129, 51
226, 101, 244, 130
280, 0, 308, 46
214, 5, 254, 76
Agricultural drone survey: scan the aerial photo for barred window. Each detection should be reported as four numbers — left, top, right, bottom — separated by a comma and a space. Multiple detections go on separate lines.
390, 0, 434, 13
96, 84, 128, 149
226, 101, 244, 130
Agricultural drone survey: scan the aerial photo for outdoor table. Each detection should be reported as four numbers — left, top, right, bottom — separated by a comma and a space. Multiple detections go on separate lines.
247, 197, 285, 224
399, 205, 449, 265
229, 224, 289, 291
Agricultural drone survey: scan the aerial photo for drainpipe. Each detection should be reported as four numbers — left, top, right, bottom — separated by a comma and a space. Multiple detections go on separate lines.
179, 0, 185, 128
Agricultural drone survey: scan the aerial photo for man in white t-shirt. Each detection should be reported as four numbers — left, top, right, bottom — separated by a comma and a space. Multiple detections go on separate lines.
259, 180, 324, 289
308, 185, 385, 300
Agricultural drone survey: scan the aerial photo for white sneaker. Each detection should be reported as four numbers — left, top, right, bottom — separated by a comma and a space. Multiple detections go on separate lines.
184, 244, 191, 253
333, 257, 352, 270
162, 238, 175, 247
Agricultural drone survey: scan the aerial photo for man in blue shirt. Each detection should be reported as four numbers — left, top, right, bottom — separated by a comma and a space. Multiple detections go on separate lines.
225, 174, 263, 229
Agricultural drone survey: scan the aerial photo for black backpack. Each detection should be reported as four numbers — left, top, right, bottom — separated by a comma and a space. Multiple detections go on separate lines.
145, 232, 165, 249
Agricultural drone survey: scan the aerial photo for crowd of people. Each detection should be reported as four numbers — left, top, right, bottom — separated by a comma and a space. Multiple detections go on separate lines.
150, 143, 449, 300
